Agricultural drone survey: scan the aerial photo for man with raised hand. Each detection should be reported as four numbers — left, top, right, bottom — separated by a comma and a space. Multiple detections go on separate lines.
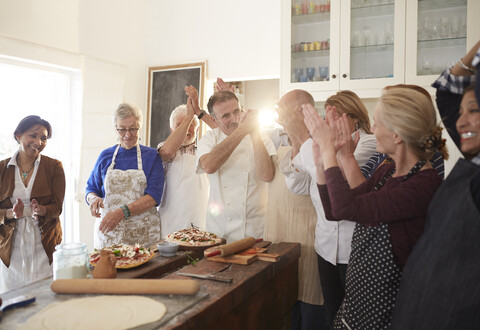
196, 90, 276, 243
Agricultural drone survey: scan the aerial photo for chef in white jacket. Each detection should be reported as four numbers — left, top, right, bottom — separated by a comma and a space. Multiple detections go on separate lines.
196, 91, 276, 243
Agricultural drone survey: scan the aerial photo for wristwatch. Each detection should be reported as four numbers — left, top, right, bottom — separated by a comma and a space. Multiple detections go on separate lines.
197, 110, 206, 119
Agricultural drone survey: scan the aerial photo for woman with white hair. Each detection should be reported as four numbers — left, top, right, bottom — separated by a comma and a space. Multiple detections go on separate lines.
86, 103, 164, 248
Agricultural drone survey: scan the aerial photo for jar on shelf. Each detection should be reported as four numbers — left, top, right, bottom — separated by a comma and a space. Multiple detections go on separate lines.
53, 242, 89, 280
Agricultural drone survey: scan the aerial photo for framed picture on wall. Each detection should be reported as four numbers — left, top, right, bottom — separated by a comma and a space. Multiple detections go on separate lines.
146, 61, 206, 147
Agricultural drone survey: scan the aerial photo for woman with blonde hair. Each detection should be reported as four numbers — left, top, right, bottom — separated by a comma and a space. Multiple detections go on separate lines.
279, 89, 377, 327
303, 87, 447, 329
325, 90, 372, 135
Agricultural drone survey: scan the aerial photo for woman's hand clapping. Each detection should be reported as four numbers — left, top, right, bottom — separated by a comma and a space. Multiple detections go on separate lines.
12, 198, 24, 219
30, 199, 46, 220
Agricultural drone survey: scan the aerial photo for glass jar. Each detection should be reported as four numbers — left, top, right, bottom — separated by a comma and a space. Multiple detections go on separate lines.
53, 242, 89, 280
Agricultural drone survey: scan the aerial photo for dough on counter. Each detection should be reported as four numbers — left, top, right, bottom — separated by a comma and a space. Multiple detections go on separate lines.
17, 295, 167, 330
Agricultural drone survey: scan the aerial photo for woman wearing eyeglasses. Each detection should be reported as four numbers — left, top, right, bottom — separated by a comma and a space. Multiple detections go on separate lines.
85, 103, 164, 249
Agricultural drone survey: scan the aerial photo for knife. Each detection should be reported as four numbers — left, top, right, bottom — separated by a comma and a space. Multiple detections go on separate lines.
176, 272, 233, 283
0, 295, 36, 321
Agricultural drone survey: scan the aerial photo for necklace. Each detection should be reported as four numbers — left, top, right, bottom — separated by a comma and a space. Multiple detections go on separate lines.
374, 159, 427, 191
18, 159, 35, 182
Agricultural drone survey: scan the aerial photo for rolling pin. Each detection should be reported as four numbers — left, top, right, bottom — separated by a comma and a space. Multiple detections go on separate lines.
204, 237, 258, 258
51, 279, 200, 295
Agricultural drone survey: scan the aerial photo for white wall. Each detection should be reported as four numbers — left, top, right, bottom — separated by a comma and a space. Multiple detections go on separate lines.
145, 0, 281, 81
0, 0, 283, 250
244, 79, 279, 111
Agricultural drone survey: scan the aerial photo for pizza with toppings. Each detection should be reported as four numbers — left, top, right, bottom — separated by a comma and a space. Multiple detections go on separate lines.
89, 244, 154, 269
165, 227, 223, 247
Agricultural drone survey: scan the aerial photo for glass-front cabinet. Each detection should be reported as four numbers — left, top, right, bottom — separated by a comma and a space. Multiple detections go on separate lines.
281, 0, 406, 100
282, 0, 340, 95
281, 0, 479, 100
405, 0, 470, 86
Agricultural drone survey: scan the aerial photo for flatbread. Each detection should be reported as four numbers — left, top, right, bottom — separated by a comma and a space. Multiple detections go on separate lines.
17, 296, 166, 330
89, 244, 154, 269
165, 227, 222, 247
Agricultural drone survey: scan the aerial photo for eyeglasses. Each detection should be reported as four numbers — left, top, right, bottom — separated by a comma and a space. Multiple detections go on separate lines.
116, 128, 140, 135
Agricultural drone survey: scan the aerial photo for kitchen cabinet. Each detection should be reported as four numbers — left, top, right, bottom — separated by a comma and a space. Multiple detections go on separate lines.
281, 0, 479, 100
405, 0, 479, 87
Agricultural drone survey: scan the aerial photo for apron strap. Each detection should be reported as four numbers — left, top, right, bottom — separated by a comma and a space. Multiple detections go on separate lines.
136, 145, 143, 171
109, 144, 121, 170
109, 145, 143, 171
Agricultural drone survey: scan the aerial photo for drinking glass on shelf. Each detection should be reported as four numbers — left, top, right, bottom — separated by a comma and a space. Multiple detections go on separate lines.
420, 15, 430, 41
422, 57, 432, 75
306, 67, 315, 81
319, 66, 329, 80
459, 14, 467, 37
430, 19, 439, 40
378, 31, 386, 48
294, 68, 304, 82
450, 15, 459, 38
439, 16, 450, 39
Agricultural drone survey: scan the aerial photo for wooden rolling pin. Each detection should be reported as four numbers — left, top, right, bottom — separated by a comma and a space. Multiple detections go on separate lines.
51, 279, 200, 295
204, 237, 258, 258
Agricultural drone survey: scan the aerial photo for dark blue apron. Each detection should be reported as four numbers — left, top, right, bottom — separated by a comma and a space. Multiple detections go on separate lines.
392, 159, 480, 329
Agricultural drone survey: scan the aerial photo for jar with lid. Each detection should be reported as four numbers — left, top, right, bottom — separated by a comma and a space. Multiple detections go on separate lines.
53, 242, 89, 280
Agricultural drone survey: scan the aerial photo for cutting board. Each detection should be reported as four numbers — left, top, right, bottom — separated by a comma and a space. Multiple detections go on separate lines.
207, 254, 258, 265
205, 243, 280, 265
179, 260, 231, 275
238, 247, 280, 262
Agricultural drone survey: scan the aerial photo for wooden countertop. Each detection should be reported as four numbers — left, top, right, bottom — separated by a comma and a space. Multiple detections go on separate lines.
161, 242, 301, 329
0, 242, 300, 330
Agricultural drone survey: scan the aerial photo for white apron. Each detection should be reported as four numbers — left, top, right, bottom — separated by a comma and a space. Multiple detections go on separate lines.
0, 160, 51, 294
94, 145, 160, 249
159, 151, 209, 237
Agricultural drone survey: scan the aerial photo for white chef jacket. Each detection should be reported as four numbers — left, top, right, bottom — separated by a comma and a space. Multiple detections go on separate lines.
196, 128, 276, 243
285, 130, 377, 265
158, 143, 209, 237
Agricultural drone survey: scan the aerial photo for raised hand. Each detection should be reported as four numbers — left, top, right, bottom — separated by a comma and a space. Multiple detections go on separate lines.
336, 114, 359, 159
185, 85, 202, 115
303, 104, 336, 150
239, 109, 260, 135
12, 198, 24, 219
186, 96, 196, 118
275, 102, 310, 146
216, 78, 235, 92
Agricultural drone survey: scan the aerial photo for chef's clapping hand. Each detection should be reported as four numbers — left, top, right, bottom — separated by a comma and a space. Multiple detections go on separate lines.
239, 109, 260, 135
12, 198, 24, 219
88, 195, 104, 218
99, 209, 123, 234
30, 199, 46, 220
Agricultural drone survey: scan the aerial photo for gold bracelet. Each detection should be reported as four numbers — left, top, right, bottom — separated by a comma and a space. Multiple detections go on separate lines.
458, 58, 476, 74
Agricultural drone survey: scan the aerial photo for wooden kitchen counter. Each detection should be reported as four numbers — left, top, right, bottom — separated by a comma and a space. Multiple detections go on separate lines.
161, 242, 301, 330
0, 242, 300, 330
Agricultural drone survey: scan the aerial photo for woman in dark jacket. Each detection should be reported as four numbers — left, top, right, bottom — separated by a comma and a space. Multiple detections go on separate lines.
392, 42, 480, 329
0, 115, 65, 293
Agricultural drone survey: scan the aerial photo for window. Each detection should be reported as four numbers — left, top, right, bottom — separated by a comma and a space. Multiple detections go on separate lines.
0, 55, 82, 243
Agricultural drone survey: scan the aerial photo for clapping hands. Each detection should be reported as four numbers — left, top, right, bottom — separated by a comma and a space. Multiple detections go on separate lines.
303, 104, 358, 170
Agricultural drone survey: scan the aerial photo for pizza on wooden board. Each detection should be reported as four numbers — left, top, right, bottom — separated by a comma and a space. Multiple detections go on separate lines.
89, 244, 154, 269
165, 227, 223, 247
